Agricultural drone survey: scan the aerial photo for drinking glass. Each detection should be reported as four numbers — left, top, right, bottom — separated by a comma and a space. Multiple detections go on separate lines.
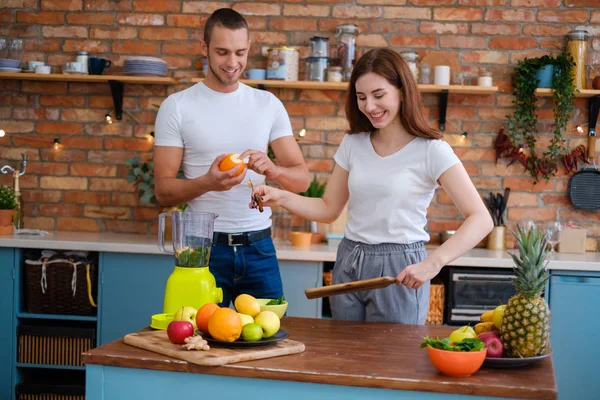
545, 222, 562, 254
0, 39, 8, 59
9, 39, 23, 61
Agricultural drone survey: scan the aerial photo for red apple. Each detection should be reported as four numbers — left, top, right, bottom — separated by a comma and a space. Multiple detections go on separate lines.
478, 331, 504, 358
167, 320, 194, 344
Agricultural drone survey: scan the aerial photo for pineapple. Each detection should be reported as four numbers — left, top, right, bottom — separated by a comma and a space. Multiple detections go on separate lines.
501, 224, 551, 358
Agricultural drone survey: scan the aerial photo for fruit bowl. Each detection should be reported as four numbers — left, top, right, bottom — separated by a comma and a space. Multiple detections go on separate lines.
257, 298, 288, 319
427, 346, 486, 377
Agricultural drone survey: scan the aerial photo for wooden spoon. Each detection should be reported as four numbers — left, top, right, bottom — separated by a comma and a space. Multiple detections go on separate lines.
305, 276, 397, 299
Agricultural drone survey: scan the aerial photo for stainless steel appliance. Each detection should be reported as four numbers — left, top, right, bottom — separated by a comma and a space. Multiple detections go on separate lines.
446, 267, 517, 325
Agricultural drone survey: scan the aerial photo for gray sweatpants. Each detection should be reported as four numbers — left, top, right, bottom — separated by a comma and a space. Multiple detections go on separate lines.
330, 238, 430, 324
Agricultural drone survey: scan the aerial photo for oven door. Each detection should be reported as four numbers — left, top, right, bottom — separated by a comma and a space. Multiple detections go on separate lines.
447, 268, 517, 325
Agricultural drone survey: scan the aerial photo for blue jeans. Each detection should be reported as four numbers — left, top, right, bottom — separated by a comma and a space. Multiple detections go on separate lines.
209, 236, 283, 307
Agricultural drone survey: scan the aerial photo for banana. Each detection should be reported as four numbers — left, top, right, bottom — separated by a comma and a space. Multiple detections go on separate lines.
480, 310, 494, 322
474, 321, 495, 335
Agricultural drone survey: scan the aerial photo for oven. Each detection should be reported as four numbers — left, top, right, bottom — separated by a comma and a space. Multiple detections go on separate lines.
446, 267, 517, 325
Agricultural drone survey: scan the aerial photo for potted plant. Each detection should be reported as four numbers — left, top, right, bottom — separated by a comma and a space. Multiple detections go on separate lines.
504, 52, 576, 182
299, 175, 327, 244
0, 185, 17, 235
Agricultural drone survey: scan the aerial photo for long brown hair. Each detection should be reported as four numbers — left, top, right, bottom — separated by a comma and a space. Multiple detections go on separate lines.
345, 48, 442, 139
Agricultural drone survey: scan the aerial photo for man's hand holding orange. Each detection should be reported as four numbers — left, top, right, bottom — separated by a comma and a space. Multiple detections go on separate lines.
204, 154, 246, 192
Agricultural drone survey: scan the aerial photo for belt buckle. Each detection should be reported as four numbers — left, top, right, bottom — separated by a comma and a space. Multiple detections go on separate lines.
227, 233, 243, 246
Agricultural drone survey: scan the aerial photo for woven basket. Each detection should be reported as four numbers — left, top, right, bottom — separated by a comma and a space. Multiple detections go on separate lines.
426, 283, 445, 325
24, 257, 98, 316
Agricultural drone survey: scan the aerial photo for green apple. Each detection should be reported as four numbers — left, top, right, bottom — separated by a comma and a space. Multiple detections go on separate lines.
254, 310, 280, 338
449, 325, 477, 344
493, 305, 506, 330
173, 306, 198, 329
238, 313, 254, 327
242, 323, 263, 342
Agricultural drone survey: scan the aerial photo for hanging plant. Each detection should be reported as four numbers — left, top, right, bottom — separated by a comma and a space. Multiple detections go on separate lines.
504, 52, 577, 182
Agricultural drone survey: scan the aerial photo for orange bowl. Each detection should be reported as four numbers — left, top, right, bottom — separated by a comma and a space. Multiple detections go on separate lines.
426, 346, 486, 377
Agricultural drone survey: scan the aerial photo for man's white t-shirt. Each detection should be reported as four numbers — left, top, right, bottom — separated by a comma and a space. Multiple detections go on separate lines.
154, 82, 293, 233
334, 133, 461, 245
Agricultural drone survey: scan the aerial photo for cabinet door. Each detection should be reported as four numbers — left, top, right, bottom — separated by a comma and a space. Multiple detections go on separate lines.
0, 248, 14, 400
99, 253, 173, 345
279, 260, 323, 318
549, 274, 600, 399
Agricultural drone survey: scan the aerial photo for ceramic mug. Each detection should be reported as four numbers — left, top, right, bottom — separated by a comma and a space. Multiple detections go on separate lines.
243, 68, 267, 80
34, 65, 51, 74
89, 57, 112, 75
27, 61, 44, 72
434, 65, 451, 86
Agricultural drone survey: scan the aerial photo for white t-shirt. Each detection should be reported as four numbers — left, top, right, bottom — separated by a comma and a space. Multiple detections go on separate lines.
154, 82, 293, 232
334, 133, 460, 245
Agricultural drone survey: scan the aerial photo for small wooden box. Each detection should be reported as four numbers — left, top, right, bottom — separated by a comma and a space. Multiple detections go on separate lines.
558, 228, 587, 254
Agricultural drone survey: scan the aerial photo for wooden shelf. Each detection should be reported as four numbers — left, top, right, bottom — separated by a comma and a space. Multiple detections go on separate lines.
536, 88, 600, 98
190, 78, 499, 94
0, 72, 178, 85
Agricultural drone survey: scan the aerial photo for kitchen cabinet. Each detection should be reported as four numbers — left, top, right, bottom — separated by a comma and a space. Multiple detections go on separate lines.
99, 252, 173, 345
549, 271, 600, 399
0, 248, 15, 400
278, 260, 323, 318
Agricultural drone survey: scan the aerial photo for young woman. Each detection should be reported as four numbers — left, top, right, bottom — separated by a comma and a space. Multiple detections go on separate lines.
252, 48, 493, 324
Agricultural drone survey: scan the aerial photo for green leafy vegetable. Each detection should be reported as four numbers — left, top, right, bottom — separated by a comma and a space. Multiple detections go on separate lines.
266, 295, 285, 305
420, 336, 485, 352
175, 246, 211, 268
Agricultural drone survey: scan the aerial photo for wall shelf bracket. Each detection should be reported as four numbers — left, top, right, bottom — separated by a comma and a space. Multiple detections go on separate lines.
438, 90, 449, 131
588, 95, 600, 136
109, 80, 124, 121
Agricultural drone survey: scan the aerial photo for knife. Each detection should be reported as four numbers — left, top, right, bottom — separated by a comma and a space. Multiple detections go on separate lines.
247, 178, 264, 213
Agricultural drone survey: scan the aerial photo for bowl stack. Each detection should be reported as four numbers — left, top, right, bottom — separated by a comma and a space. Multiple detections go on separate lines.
124, 57, 167, 76
0, 58, 22, 73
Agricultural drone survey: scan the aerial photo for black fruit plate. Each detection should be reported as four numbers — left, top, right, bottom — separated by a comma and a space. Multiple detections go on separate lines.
482, 351, 552, 368
195, 329, 289, 348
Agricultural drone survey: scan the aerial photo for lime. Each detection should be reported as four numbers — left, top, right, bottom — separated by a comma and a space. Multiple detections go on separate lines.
242, 323, 263, 342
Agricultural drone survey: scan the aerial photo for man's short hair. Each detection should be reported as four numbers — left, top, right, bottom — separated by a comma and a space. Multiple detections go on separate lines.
204, 8, 248, 46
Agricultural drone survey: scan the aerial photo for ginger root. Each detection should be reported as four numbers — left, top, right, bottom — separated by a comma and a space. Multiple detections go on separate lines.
183, 335, 210, 351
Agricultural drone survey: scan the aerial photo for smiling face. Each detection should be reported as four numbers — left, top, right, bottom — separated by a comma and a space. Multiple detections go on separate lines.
355, 72, 402, 130
201, 25, 250, 92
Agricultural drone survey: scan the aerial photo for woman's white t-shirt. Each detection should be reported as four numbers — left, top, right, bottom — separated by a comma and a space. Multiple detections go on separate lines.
334, 133, 460, 245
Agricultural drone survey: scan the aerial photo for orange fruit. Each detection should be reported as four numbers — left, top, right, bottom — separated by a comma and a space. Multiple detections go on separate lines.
208, 307, 243, 342
196, 302, 219, 334
219, 153, 246, 177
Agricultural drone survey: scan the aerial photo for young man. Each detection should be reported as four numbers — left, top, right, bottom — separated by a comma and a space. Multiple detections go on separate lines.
154, 8, 310, 307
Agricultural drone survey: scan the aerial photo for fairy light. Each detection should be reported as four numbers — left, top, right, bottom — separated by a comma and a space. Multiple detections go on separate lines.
105, 113, 113, 125
53, 138, 61, 150
298, 128, 306, 138
0, 129, 5, 138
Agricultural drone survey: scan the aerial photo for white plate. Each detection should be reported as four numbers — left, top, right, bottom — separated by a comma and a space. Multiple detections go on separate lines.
0, 67, 22, 72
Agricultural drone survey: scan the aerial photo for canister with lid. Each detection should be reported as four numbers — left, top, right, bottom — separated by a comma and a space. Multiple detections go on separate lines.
566, 30, 590, 89
266, 47, 299, 81
336, 24, 359, 70
310, 36, 329, 58
76, 51, 89, 74
327, 66, 343, 82
400, 52, 419, 82
306, 57, 329, 82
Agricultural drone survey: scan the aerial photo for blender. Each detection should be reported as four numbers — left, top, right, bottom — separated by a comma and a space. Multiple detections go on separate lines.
152, 211, 223, 329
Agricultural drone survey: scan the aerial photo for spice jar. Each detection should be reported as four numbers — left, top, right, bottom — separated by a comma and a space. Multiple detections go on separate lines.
400, 51, 419, 82
327, 66, 343, 82
566, 30, 590, 89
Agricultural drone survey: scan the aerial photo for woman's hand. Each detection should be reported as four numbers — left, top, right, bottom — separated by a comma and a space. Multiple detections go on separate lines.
239, 149, 280, 180
396, 260, 441, 290
249, 184, 286, 209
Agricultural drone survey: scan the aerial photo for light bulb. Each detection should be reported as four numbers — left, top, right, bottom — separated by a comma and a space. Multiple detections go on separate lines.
53, 139, 60, 150
105, 114, 113, 125
146, 134, 154, 142
298, 128, 306, 138
577, 125, 584, 134
0, 129, 5, 138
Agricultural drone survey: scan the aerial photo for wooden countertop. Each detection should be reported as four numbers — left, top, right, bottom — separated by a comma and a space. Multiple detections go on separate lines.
83, 317, 556, 399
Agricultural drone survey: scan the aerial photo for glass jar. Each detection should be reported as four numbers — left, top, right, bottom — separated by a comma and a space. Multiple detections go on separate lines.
419, 63, 431, 84
566, 30, 590, 89
326, 66, 343, 82
478, 72, 493, 87
305, 57, 329, 82
400, 51, 419, 82
76, 51, 89, 74
336, 24, 359, 69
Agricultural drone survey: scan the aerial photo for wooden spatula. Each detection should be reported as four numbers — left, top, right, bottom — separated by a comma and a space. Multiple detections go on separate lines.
304, 276, 397, 299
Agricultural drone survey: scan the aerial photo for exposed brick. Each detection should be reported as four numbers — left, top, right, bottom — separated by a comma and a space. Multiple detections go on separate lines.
134, 207, 160, 221
41, 0, 82, 10
283, 4, 330, 17
523, 25, 572, 37
22, 190, 63, 203
440, 36, 486, 49
458, 0, 508, 4
384, 7, 431, 19
66, 12, 114, 25
489, 37, 538, 50
182, 1, 229, 14
333, 6, 381, 19
139, 27, 188, 40
118, 12, 164, 26
0, 0, 36, 8
357, 34, 388, 47
512, 0, 561, 6
91, 27, 138, 39
390, 35, 437, 48
24, 217, 56, 231
84, 0, 132, 11
84, 205, 130, 219
133, 0, 180, 12
61, 137, 103, 149
40, 204, 83, 217
41, 149, 87, 163
36, 122, 82, 135
161, 41, 201, 55
537, 10, 588, 24
24, 39, 60, 52
2, 121, 34, 134
104, 138, 154, 151
39, 95, 86, 107
319, 19, 368, 33
420, 22, 469, 35
0, 25, 40, 37
268, 17, 317, 32
64, 191, 111, 205
57, 217, 101, 232
234, 2, 281, 16
434, 7, 483, 21
565, 0, 598, 6
17, 11, 65, 24
42, 26, 88, 38
61, 108, 107, 122
41, 176, 88, 190
89, 178, 134, 192
461, 51, 509, 64
112, 41, 159, 54
410, 0, 452, 3
485, 9, 535, 22
249, 32, 288, 45
112, 193, 139, 206
12, 108, 60, 120
0, 95, 35, 106
0, 12, 13, 22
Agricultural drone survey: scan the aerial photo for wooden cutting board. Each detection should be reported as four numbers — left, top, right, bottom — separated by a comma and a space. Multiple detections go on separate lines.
123, 330, 305, 367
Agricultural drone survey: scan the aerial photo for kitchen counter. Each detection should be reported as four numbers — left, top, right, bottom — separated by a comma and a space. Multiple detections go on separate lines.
2, 230, 600, 271
83, 317, 556, 399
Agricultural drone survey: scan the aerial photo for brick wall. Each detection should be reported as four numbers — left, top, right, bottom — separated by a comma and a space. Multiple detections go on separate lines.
0, 0, 599, 248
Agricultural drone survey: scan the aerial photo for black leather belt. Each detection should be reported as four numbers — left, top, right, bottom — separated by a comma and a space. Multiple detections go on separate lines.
213, 227, 271, 246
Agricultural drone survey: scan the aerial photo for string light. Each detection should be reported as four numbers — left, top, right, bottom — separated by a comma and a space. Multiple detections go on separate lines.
53, 138, 61, 150
0, 129, 5, 138
105, 113, 113, 125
